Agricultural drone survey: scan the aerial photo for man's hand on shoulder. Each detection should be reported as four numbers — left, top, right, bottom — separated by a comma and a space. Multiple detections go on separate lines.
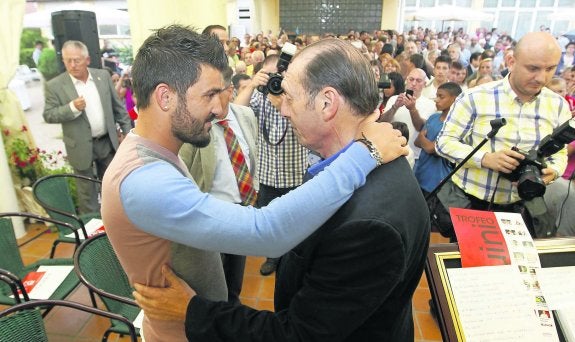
481, 149, 524, 173
357, 111, 409, 164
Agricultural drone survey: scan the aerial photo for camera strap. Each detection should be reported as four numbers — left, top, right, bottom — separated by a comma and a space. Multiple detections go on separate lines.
260, 93, 288, 146
487, 173, 502, 211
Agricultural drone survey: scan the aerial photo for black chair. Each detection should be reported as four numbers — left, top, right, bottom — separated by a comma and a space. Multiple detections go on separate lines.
32, 174, 102, 258
0, 299, 137, 342
74, 233, 141, 340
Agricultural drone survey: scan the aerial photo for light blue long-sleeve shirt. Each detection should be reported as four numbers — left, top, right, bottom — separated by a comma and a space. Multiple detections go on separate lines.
120, 142, 375, 257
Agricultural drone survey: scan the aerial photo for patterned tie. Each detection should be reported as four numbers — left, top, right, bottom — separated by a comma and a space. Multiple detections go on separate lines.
217, 120, 257, 206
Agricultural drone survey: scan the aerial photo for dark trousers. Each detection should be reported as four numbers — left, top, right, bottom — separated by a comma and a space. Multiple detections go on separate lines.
221, 253, 246, 304
74, 136, 114, 214
466, 192, 535, 237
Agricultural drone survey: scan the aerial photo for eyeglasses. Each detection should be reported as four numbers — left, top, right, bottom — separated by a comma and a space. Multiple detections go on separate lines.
406, 77, 425, 84
63, 58, 85, 65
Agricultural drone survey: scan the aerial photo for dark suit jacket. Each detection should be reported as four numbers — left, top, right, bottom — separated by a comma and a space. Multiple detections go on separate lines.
43, 68, 131, 170
185, 157, 431, 342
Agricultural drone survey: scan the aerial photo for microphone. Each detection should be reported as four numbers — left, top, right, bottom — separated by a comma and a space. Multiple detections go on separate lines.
487, 118, 507, 138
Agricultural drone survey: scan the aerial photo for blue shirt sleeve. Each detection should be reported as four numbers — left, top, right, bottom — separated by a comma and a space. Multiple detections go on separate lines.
121, 142, 376, 257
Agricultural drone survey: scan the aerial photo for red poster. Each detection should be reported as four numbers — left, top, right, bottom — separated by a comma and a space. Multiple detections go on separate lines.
20, 271, 46, 295
89, 225, 106, 237
450, 208, 511, 267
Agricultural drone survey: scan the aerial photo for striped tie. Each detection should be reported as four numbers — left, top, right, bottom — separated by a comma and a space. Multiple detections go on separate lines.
217, 120, 257, 206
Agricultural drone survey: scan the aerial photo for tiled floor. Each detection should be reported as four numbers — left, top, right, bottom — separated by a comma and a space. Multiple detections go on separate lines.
3, 222, 448, 341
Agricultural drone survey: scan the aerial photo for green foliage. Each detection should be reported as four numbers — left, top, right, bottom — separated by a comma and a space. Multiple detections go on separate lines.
37, 48, 61, 81
20, 48, 35, 68
20, 29, 47, 67
21, 28, 45, 48
116, 46, 133, 65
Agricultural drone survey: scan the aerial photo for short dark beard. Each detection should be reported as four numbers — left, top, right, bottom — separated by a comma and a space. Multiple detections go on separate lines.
171, 100, 211, 147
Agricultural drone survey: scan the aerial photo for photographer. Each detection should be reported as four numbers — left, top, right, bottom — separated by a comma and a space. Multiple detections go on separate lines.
234, 54, 308, 276
436, 32, 571, 235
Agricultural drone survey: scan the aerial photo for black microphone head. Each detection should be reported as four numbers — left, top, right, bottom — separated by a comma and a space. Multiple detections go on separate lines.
490, 118, 507, 130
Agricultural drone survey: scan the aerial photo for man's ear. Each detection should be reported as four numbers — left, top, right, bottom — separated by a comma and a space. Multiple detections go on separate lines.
155, 84, 173, 111
319, 87, 340, 122
505, 53, 515, 73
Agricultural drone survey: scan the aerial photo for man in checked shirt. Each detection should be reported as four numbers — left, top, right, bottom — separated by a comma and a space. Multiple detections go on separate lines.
436, 31, 571, 236
234, 54, 308, 276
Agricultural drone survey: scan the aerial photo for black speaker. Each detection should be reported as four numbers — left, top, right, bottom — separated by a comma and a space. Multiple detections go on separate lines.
52, 10, 101, 72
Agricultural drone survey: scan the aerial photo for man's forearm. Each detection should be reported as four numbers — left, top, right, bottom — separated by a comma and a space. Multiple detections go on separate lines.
408, 107, 425, 131
378, 105, 398, 122
233, 85, 255, 106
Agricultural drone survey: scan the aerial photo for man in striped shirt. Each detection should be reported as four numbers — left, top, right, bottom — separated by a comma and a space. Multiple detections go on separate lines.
436, 31, 571, 235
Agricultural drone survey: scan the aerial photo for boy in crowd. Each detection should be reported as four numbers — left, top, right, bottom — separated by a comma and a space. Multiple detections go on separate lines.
414, 82, 462, 196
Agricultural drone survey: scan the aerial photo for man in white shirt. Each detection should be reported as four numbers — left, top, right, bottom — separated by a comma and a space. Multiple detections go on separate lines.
379, 68, 436, 161
43, 40, 131, 213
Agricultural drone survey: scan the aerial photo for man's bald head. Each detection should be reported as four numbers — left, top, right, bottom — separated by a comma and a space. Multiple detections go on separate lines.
513, 32, 560, 60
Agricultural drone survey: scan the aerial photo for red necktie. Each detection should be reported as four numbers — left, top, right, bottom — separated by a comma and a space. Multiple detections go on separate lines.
217, 120, 257, 206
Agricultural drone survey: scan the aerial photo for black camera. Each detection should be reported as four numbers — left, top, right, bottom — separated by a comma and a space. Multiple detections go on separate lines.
257, 42, 296, 95
377, 73, 391, 89
502, 118, 575, 200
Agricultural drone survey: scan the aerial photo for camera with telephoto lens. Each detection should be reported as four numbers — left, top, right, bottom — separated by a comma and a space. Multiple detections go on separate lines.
502, 118, 575, 200
377, 73, 391, 89
257, 42, 297, 95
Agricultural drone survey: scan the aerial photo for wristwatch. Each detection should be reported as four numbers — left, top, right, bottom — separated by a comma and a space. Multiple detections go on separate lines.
355, 133, 384, 166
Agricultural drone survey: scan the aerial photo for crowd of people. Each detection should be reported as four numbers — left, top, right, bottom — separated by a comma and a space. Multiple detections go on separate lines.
40, 23, 575, 341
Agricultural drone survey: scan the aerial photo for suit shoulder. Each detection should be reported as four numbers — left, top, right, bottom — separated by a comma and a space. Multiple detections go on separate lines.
46, 72, 68, 87
230, 103, 256, 117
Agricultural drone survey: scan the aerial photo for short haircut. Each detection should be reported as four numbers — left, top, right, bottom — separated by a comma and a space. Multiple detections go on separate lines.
131, 25, 227, 109
222, 66, 234, 86
438, 82, 462, 97
232, 73, 250, 89
298, 38, 379, 116
434, 55, 452, 67
62, 40, 89, 57
381, 43, 394, 56
409, 53, 425, 69
450, 61, 464, 71
391, 121, 409, 141
202, 24, 226, 35
470, 52, 482, 62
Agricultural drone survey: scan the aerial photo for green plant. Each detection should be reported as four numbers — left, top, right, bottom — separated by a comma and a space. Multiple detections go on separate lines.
20, 28, 47, 68
37, 48, 60, 81
2, 126, 72, 187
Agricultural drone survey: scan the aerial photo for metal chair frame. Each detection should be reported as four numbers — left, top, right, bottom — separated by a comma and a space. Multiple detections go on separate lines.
74, 233, 141, 341
32, 173, 101, 258
0, 212, 96, 308
0, 299, 137, 342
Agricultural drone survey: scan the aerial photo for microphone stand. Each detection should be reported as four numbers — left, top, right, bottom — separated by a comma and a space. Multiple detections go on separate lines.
425, 118, 507, 201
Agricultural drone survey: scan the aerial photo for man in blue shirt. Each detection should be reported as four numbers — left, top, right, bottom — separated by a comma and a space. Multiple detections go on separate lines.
102, 26, 409, 341
132, 36, 430, 342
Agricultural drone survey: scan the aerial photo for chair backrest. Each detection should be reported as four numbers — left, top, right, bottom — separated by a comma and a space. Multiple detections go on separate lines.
74, 233, 136, 315
33, 174, 98, 235
0, 304, 47, 341
0, 299, 137, 342
0, 218, 26, 275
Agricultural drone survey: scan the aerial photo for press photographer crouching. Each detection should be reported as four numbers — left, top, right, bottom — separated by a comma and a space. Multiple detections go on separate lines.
434, 32, 572, 239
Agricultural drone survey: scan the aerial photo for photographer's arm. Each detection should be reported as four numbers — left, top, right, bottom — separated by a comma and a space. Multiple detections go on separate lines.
378, 95, 403, 123
233, 70, 268, 106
